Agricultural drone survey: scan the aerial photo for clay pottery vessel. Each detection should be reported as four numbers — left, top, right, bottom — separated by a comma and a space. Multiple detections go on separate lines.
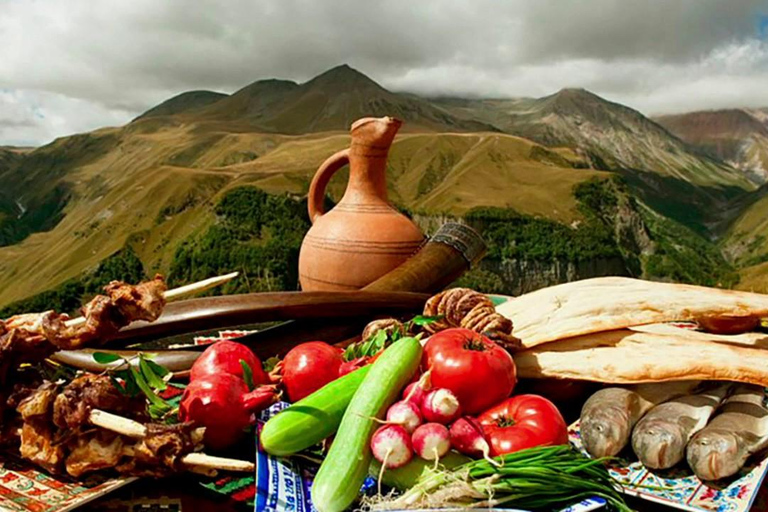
299, 116, 425, 291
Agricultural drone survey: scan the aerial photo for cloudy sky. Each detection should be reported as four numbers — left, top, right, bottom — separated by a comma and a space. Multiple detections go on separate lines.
2, 0, 768, 146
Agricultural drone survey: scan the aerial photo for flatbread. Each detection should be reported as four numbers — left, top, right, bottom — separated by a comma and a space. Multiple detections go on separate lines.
514, 330, 768, 387
496, 277, 768, 349
630, 323, 768, 348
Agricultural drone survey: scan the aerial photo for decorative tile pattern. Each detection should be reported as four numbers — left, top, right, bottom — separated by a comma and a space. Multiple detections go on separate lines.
0, 457, 134, 512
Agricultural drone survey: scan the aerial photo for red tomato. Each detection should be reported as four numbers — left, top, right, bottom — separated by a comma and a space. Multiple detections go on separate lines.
477, 395, 568, 456
422, 328, 516, 414
283, 341, 343, 402
190, 340, 268, 385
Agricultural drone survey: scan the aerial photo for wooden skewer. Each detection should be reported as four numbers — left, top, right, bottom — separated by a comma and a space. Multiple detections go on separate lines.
181, 453, 255, 472
89, 409, 148, 438
64, 272, 239, 329
163, 272, 240, 301
88, 409, 254, 473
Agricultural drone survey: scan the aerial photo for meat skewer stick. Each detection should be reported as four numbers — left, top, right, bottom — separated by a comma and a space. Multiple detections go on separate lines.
64, 272, 239, 329
88, 409, 254, 472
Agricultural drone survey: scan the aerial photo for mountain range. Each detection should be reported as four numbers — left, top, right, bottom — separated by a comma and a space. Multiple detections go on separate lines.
1, 64, 767, 308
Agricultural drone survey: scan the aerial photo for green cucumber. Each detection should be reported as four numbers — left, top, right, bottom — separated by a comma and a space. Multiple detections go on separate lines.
311, 337, 422, 512
260, 365, 371, 456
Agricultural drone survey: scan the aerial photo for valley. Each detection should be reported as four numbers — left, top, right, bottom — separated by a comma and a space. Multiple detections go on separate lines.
1, 64, 767, 311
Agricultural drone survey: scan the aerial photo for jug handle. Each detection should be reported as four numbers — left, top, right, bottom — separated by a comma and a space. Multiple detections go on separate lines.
308, 148, 349, 224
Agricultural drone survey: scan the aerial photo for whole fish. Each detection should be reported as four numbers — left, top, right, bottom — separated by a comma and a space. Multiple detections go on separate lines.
580, 381, 701, 458
632, 383, 732, 469
687, 384, 768, 481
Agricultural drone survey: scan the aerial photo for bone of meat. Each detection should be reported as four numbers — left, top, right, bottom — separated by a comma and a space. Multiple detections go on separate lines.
579, 381, 701, 458
514, 330, 768, 387
687, 384, 768, 480
496, 277, 768, 349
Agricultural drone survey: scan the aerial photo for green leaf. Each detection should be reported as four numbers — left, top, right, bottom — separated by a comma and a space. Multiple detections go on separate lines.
109, 376, 129, 396
92, 352, 122, 364
344, 328, 388, 361
148, 402, 174, 421
144, 359, 170, 378
115, 369, 139, 397
130, 366, 168, 408
262, 356, 280, 373
139, 357, 167, 392
411, 314, 443, 327
240, 359, 255, 391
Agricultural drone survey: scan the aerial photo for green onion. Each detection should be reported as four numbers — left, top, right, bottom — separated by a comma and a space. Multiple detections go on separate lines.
375, 445, 632, 511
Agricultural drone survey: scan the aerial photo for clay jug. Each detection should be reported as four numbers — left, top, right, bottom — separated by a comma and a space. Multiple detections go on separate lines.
298, 116, 425, 291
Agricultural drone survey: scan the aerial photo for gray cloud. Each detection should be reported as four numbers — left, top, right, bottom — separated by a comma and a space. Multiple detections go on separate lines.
1, 0, 767, 145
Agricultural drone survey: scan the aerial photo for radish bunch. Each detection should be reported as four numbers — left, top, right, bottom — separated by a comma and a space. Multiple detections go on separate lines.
370, 374, 494, 469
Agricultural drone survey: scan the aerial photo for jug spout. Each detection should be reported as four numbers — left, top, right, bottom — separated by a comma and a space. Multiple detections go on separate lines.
350, 116, 403, 147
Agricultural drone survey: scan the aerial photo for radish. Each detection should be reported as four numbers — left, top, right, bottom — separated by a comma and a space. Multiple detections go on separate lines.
449, 417, 500, 466
386, 400, 422, 433
402, 370, 431, 406
421, 388, 461, 424
370, 424, 413, 469
412, 423, 450, 461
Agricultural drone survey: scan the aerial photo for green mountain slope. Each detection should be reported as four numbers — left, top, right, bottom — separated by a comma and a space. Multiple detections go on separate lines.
437, 89, 755, 232
0, 119, 606, 306
0, 66, 760, 307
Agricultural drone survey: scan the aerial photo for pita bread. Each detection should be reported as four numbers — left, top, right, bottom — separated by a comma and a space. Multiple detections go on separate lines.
630, 323, 768, 348
496, 277, 768, 349
514, 330, 768, 387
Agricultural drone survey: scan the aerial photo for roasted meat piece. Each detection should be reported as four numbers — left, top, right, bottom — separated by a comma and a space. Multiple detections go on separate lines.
17, 382, 58, 419
19, 421, 65, 474
16, 382, 65, 474
53, 374, 144, 430
0, 319, 58, 378
66, 432, 125, 478
105, 275, 167, 323
116, 422, 203, 477
0, 275, 167, 385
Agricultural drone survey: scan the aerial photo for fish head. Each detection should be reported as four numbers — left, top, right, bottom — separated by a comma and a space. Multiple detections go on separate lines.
581, 406, 631, 458
687, 430, 745, 481
631, 419, 686, 470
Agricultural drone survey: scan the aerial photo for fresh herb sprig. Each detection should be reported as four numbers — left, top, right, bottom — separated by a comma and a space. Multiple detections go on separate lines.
343, 314, 442, 361
92, 352, 176, 421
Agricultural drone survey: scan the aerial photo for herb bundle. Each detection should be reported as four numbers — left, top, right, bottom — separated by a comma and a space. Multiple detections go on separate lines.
372, 445, 632, 511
